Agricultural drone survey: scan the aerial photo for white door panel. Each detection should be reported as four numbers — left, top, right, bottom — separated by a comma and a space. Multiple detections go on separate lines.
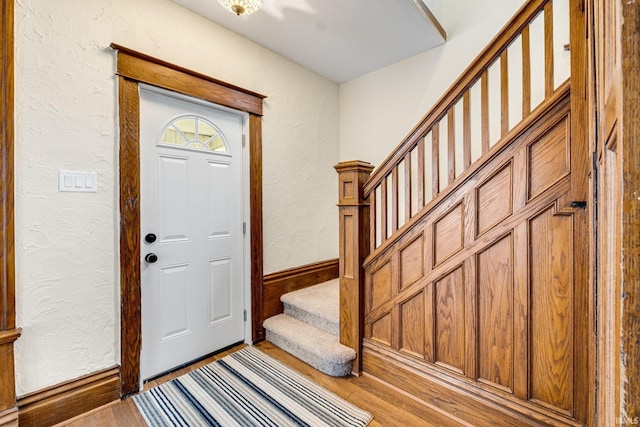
139, 85, 245, 381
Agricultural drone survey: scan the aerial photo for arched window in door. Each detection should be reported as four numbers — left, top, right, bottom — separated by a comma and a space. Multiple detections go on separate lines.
161, 115, 228, 153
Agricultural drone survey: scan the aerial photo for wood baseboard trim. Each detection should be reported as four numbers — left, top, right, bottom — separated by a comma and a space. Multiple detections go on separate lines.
262, 259, 339, 322
363, 342, 582, 427
17, 367, 120, 427
0, 408, 18, 427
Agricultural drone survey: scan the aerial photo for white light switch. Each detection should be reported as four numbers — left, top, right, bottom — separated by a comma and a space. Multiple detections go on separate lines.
59, 170, 98, 193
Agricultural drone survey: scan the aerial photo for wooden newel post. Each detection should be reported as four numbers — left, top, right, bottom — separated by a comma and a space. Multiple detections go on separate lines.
334, 161, 374, 375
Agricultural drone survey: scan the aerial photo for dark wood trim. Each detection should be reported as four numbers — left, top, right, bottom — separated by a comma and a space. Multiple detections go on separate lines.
113, 46, 264, 397
110, 44, 265, 116
0, 0, 17, 418
17, 367, 120, 427
249, 114, 265, 342
567, 0, 593, 423
0, 408, 17, 427
262, 259, 339, 325
620, 0, 640, 418
118, 76, 141, 397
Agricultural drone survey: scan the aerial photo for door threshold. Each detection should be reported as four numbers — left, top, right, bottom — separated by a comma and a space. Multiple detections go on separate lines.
142, 340, 246, 385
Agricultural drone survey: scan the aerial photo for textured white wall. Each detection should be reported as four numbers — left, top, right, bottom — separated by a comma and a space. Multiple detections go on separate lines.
339, 0, 530, 166
14, 0, 339, 395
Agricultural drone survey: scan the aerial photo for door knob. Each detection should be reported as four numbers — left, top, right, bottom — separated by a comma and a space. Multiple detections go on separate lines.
145, 233, 157, 243
145, 253, 158, 263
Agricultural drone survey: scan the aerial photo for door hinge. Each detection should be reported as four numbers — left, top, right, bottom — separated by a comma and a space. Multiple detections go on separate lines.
242, 134, 246, 148
244, 309, 247, 322
243, 222, 247, 235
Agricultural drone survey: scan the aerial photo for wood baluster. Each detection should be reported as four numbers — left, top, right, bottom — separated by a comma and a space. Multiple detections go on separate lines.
432, 125, 440, 198
417, 138, 425, 208
481, 71, 490, 154
544, 1, 554, 99
370, 189, 376, 251
380, 178, 388, 243
501, 50, 509, 137
448, 108, 456, 184
391, 168, 399, 233
463, 91, 471, 171
522, 25, 531, 117
404, 155, 412, 223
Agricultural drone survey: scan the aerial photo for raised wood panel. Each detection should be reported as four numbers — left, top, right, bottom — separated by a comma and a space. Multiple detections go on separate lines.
528, 115, 570, 199
435, 266, 465, 374
477, 234, 513, 392
400, 291, 425, 358
529, 206, 574, 414
399, 235, 424, 289
343, 215, 355, 279
477, 162, 513, 236
371, 314, 392, 346
370, 262, 392, 310
433, 203, 464, 266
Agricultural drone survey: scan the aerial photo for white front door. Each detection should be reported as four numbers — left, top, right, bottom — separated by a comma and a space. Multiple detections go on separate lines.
139, 85, 246, 381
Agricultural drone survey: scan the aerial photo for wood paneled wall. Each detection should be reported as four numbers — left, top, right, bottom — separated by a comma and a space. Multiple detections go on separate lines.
361, 88, 590, 426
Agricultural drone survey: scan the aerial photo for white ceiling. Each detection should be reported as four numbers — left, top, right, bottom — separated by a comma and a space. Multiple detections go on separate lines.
170, 0, 447, 83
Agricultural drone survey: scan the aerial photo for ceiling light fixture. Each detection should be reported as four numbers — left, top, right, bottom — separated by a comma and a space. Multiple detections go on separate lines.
218, 0, 264, 16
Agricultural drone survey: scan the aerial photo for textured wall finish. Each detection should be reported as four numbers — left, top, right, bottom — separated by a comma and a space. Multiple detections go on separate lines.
339, 0, 566, 166
14, 0, 339, 395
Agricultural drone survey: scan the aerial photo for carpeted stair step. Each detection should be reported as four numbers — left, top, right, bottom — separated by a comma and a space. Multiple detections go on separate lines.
263, 313, 355, 377
281, 279, 339, 336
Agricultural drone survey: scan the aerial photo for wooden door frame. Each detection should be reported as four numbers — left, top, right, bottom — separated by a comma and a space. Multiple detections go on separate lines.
112, 45, 266, 397
0, 0, 21, 423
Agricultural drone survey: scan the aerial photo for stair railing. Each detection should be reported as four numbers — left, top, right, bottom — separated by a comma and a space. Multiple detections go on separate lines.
364, 0, 570, 255
336, 0, 571, 374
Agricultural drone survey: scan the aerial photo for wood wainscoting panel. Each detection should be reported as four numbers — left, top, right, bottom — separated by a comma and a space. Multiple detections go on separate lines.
527, 116, 570, 200
262, 259, 339, 321
371, 314, 392, 347
476, 162, 513, 236
399, 290, 425, 358
17, 367, 120, 427
433, 203, 464, 266
434, 266, 465, 374
477, 233, 513, 392
369, 261, 392, 311
399, 234, 424, 289
529, 206, 574, 415
360, 90, 589, 425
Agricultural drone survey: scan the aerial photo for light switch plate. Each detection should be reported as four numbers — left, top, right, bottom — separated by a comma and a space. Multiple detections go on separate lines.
59, 170, 98, 193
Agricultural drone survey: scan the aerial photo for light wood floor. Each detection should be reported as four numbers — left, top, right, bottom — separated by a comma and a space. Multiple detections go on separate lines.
56, 341, 462, 427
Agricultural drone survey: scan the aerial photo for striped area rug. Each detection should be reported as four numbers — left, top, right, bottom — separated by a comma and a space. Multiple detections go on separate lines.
134, 346, 373, 426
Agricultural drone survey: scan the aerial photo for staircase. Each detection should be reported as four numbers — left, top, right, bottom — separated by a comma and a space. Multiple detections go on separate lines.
262, 279, 356, 377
